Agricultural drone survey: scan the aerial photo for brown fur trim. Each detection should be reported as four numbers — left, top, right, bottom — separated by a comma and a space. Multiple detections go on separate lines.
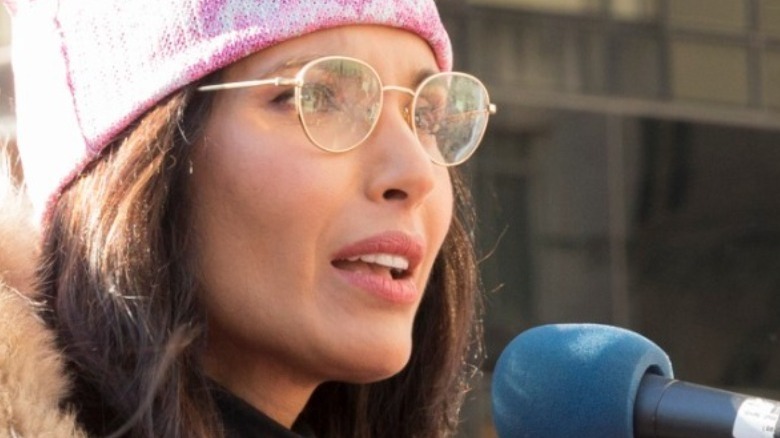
0, 155, 37, 298
0, 157, 85, 437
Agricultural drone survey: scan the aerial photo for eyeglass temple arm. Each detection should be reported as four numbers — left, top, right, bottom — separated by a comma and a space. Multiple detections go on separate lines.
197, 77, 300, 92
198, 78, 497, 114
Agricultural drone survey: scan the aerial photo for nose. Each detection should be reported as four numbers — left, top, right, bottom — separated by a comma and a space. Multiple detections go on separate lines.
362, 90, 440, 207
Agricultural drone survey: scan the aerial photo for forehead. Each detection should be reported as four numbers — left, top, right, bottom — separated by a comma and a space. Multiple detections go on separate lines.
223, 25, 440, 84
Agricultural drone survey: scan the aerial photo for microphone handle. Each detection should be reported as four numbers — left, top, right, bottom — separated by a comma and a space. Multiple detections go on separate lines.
635, 374, 780, 438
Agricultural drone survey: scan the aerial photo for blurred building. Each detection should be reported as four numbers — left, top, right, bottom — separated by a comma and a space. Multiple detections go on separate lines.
2, 1, 780, 437
438, 0, 780, 436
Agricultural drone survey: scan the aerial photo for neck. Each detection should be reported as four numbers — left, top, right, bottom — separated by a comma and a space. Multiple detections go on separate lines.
202, 340, 319, 429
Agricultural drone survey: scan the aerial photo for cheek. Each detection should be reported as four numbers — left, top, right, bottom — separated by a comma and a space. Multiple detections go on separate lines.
190, 112, 289, 270
189, 103, 355, 291
188, 132, 329, 343
431, 170, 455, 244
194, 98, 321, 219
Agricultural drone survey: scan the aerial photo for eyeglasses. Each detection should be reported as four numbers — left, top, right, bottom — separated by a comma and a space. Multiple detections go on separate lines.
197, 56, 496, 166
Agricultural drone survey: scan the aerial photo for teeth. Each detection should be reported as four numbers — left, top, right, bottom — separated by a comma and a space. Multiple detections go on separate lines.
346, 253, 410, 271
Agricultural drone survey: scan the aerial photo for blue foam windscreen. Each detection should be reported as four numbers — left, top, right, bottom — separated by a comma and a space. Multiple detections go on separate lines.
491, 323, 673, 438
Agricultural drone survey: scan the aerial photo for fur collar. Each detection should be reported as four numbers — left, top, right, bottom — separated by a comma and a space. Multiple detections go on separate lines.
0, 160, 85, 437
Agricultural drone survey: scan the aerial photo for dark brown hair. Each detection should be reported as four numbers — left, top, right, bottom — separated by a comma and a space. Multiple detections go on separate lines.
39, 83, 483, 437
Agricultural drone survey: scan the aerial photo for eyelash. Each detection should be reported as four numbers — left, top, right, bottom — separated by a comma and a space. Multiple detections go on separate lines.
270, 89, 296, 108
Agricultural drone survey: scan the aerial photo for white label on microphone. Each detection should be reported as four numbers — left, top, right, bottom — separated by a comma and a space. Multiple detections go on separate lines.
732, 398, 780, 438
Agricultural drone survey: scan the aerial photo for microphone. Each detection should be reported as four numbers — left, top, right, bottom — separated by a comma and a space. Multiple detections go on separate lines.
491, 323, 780, 438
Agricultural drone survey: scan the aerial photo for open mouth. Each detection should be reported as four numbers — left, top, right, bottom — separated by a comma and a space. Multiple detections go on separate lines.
332, 253, 411, 280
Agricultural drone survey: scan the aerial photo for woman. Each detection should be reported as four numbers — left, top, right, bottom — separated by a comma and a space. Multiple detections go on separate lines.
0, 1, 494, 436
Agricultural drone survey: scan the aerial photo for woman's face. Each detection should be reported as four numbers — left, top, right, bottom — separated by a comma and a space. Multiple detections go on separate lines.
192, 26, 453, 393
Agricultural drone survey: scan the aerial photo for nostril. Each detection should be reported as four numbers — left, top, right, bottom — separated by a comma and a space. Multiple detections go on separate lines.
383, 189, 407, 201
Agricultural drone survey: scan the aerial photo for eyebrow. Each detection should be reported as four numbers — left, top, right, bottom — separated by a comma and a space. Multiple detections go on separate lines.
250, 55, 441, 87
255, 54, 326, 79
412, 68, 439, 86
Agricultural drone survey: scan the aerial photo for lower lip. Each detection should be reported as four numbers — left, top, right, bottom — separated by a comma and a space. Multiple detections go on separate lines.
335, 269, 420, 304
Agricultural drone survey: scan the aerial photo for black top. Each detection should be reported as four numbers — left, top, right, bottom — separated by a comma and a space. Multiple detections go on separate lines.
211, 384, 316, 438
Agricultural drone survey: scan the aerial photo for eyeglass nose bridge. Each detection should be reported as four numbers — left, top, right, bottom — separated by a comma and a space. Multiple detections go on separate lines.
381, 85, 416, 128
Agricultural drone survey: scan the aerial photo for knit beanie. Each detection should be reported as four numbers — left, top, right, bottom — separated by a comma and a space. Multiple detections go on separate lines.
4, 0, 452, 219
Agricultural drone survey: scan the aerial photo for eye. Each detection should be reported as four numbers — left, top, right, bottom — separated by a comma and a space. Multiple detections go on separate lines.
415, 86, 448, 136
270, 88, 296, 109
300, 83, 341, 114
414, 104, 444, 136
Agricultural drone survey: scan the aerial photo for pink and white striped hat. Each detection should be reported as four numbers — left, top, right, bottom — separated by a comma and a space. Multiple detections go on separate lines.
5, 0, 452, 218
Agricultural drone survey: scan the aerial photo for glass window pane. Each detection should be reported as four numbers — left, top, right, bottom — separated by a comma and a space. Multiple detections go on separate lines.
764, 50, 780, 110
577, 30, 608, 93
613, 34, 662, 98
760, 0, 780, 38
471, 18, 569, 91
610, 0, 660, 22
668, 0, 747, 33
671, 40, 748, 105
468, 0, 601, 15
516, 25, 567, 90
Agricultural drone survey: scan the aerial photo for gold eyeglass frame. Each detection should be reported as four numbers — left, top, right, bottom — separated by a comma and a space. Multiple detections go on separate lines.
197, 55, 497, 167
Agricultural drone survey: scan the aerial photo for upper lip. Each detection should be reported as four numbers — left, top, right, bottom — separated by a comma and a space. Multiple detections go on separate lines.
331, 231, 425, 276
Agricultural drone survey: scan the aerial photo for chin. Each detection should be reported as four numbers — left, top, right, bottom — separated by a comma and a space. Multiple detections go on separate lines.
334, 341, 414, 384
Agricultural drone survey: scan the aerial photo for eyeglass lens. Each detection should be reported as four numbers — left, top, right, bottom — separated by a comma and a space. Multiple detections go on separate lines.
297, 58, 490, 165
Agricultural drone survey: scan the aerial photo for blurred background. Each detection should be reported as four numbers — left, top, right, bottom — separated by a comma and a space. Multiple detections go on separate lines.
437, 0, 780, 435
2, 1, 780, 436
